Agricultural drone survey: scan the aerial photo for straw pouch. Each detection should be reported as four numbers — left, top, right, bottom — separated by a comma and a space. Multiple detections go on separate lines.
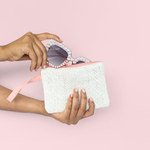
7, 61, 110, 113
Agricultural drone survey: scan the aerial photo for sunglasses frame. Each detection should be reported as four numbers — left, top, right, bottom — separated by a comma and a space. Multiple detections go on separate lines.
46, 39, 91, 69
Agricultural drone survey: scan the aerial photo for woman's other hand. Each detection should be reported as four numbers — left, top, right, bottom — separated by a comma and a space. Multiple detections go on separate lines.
42, 88, 95, 125
0, 32, 62, 71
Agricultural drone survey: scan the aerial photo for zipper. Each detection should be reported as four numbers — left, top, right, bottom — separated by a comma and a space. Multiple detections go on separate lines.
44, 61, 103, 69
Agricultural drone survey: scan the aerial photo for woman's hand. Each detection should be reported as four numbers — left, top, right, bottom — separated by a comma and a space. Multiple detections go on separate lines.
0, 32, 62, 71
0, 85, 94, 125
42, 88, 95, 125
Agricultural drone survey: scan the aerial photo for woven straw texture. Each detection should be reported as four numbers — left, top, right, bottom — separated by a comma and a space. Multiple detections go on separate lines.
41, 62, 110, 113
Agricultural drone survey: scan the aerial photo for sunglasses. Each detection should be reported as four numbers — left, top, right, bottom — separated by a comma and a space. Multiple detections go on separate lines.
46, 39, 91, 69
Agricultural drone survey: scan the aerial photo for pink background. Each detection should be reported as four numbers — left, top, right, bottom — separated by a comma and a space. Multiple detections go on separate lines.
0, 0, 150, 149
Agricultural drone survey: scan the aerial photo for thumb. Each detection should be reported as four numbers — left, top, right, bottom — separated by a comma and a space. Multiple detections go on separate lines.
16, 55, 31, 61
35, 33, 63, 43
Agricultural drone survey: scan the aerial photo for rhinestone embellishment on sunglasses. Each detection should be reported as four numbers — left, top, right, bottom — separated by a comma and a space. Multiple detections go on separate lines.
46, 39, 91, 69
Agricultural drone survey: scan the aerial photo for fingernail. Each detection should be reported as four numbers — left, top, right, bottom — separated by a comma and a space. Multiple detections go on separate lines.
60, 39, 63, 42
75, 88, 78, 92
71, 94, 73, 97
90, 97, 93, 102
82, 88, 86, 93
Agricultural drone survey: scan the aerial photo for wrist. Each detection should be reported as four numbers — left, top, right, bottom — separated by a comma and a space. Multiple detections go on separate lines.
0, 45, 10, 61
39, 100, 51, 116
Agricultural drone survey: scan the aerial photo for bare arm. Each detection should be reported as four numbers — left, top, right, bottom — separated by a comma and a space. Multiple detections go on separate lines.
0, 84, 95, 125
0, 32, 95, 125
0, 45, 45, 114
0, 85, 49, 116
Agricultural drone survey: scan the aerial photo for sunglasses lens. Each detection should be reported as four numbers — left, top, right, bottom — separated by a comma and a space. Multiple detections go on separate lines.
76, 61, 85, 64
47, 45, 68, 66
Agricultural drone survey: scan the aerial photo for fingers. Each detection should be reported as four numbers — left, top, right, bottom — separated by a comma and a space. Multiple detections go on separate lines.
35, 32, 63, 43
69, 88, 79, 123
33, 35, 47, 68
62, 88, 95, 125
23, 41, 42, 71
63, 94, 73, 121
23, 32, 62, 71
28, 46, 37, 72
62, 88, 79, 125
31, 35, 48, 70
33, 32, 62, 69
81, 97, 95, 119
31, 41, 43, 71
73, 89, 87, 124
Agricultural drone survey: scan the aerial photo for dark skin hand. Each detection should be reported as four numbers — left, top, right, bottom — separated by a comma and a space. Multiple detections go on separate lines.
0, 32, 62, 71
0, 32, 95, 125
0, 85, 95, 125
49, 88, 95, 125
